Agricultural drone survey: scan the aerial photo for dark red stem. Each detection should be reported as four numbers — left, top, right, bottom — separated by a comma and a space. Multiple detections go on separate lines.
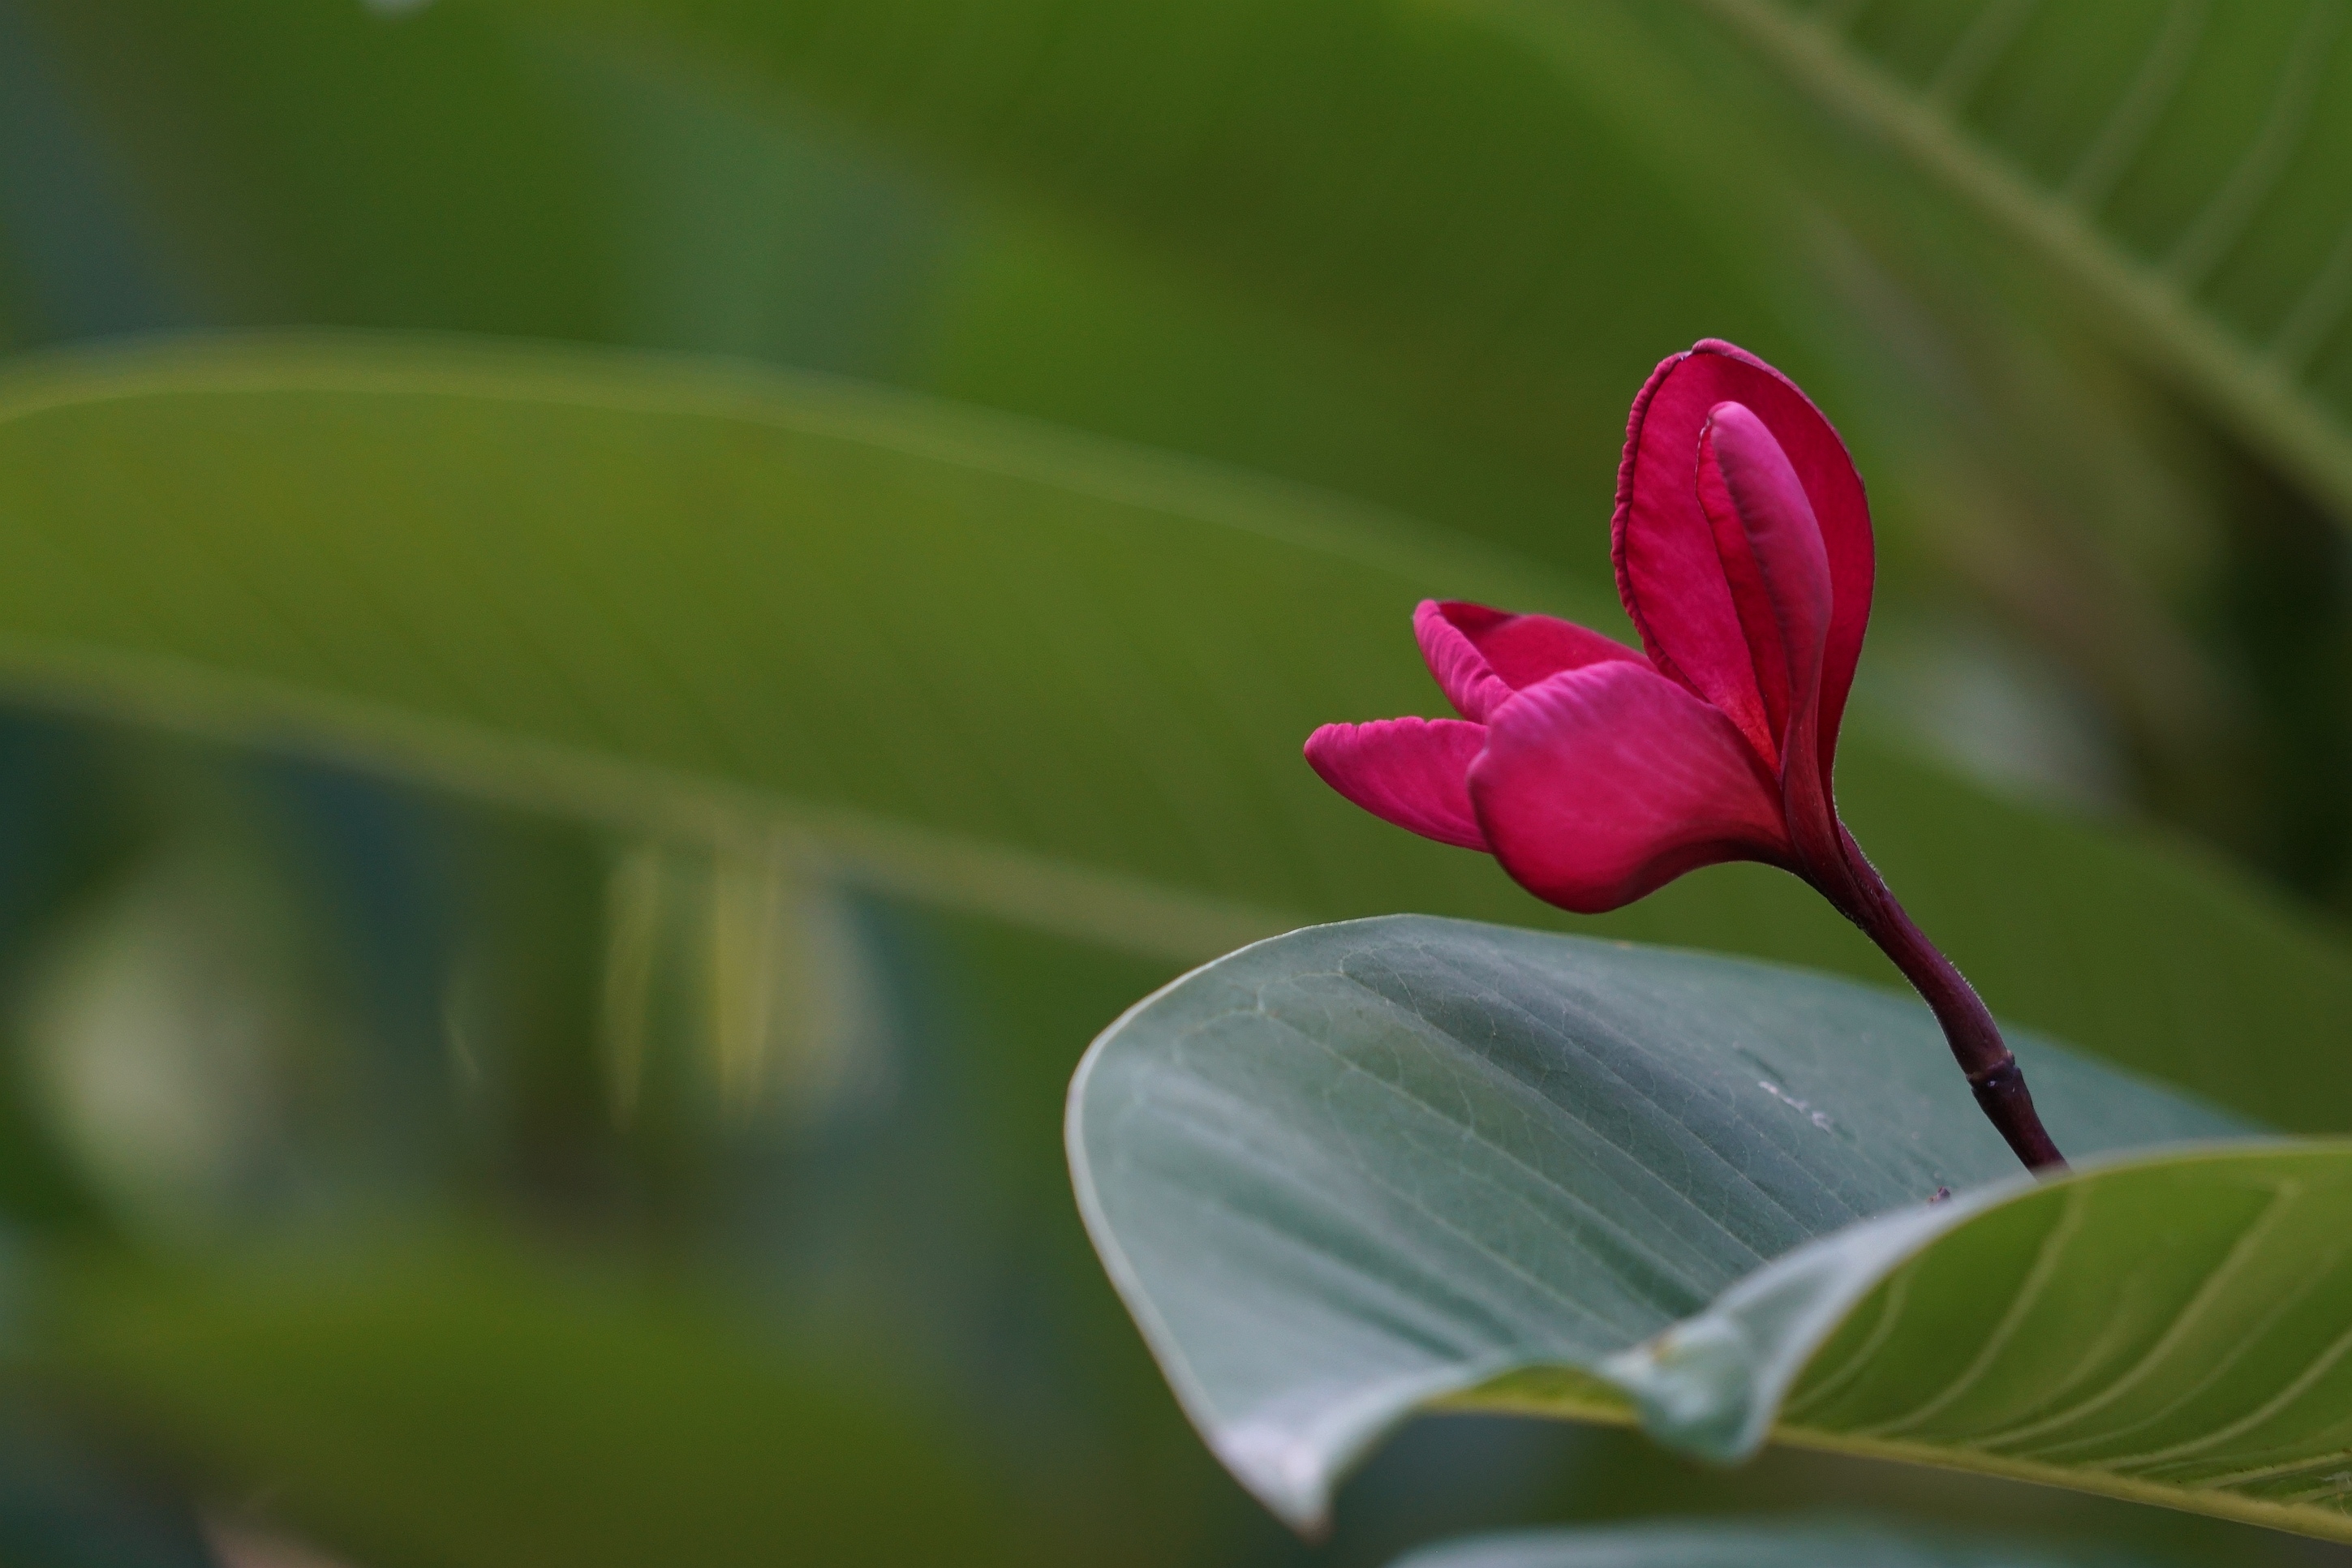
1833, 833, 2066, 1172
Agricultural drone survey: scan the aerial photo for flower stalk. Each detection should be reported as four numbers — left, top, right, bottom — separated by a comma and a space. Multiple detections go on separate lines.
1836, 831, 2066, 1169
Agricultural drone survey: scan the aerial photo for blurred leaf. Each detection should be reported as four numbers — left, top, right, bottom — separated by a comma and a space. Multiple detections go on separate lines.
0, 2, 199, 342
1660, 0, 2352, 526
545, 39, 958, 377
41, 1236, 1035, 1568
18, 0, 2273, 870
1606, 1143, 2352, 1544
496, 0, 2303, 878
1063, 914, 2245, 1529
1389, 1517, 2156, 1568
499, 0, 1804, 562
0, 336, 2346, 1136
3, 0, 617, 338
910, 204, 1591, 569
489, 0, 2247, 590
2, 8, 1625, 592
0, 1408, 222, 1568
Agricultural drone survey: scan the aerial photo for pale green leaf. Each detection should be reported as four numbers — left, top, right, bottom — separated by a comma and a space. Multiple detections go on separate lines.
1063, 914, 2247, 1528
0, 337, 2346, 1132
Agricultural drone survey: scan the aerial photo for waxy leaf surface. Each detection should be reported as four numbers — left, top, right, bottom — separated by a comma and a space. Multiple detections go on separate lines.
1064, 914, 2243, 1527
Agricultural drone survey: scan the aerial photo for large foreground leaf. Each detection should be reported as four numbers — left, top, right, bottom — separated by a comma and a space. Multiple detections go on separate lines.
1, 336, 2349, 1130
1064, 915, 2245, 1528
1073, 916, 2352, 1542
1391, 1517, 2156, 1568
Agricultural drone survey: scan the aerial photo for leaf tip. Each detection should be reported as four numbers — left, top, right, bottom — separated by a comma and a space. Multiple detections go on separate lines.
1211, 1423, 1339, 1537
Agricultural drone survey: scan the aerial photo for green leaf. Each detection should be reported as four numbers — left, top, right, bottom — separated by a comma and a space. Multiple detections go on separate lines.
0, 333, 1626, 961
493, 0, 2247, 594
1063, 914, 2248, 1529
24, 2, 2262, 851
1606, 1142, 2352, 1544
0, 1, 1664, 593
486, 0, 2288, 882
498, 0, 1803, 546
40, 1236, 1038, 1568
4, 0, 618, 340
1391, 1517, 2157, 1568
1663, 0, 2352, 524
0, 335, 2346, 1132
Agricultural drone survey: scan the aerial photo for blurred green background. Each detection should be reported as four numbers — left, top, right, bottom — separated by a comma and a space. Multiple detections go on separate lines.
5, 1, 2352, 1563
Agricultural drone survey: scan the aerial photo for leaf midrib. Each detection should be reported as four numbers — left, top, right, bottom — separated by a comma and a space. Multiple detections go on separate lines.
0, 334, 1560, 612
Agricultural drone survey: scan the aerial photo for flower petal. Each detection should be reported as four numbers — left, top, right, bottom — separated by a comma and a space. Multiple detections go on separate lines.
1696, 401, 1833, 758
1613, 340, 1873, 775
1305, 717, 1490, 850
1415, 599, 1645, 722
1468, 662, 1790, 913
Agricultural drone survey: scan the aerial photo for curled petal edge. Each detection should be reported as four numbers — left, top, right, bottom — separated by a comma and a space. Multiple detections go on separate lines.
1305, 717, 1490, 852
1414, 600, 1644, 724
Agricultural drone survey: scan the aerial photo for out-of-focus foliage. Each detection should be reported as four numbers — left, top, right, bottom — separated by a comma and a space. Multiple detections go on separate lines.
0, 0, 616, 339
12, 0, 2346, 879
1678, 0, 2352, 518
1, 340, 2346, 1132
1389, 1517, 2163, 1568
45, 1239, 1040, 1568
478, 0, 2352, 891
0, 2, 2348, 1566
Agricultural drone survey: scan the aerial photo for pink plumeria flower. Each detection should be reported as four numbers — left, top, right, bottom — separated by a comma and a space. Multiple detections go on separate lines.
1306, 340, 2063, 1170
